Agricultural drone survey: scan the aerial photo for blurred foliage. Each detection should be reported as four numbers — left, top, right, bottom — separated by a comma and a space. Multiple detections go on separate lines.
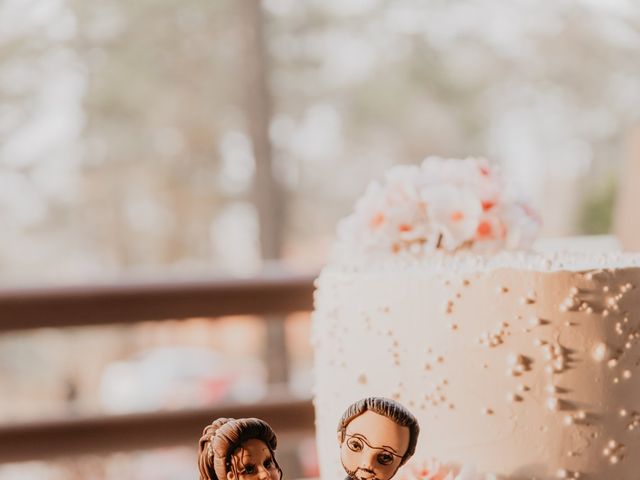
266, 0, 640, 240
578, 176, 617, 235
0, 0, 248, 279
1, 0, 640, 270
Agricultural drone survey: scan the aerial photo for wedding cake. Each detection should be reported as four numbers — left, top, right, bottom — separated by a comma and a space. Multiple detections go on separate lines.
312, 158, 640, 480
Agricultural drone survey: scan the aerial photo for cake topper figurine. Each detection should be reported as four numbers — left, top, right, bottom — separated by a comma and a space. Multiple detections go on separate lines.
338, 397, 420, 480
198, 417, 283, 480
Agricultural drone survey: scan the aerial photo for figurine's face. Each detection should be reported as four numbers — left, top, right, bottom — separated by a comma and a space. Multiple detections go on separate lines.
227, 438, 280, 480
339, 410, 410, 480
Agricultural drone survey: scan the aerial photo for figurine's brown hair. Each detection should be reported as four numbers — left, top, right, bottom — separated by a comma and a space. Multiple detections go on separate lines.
337, 397, 419, 465
198, 417, 282, 480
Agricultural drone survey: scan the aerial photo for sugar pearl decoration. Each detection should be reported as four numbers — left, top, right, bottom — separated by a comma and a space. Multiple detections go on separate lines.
547, 397, 560, 411
507, 353, 524, 366
507, 392, 522, 403
592, 342, 608, 362
521, 294, 536, 305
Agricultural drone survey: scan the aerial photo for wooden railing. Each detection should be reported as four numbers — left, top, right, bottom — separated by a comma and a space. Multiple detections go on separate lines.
0, 273, 317, 463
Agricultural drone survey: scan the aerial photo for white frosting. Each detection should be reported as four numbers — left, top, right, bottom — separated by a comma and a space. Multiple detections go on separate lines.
326, 249, 640, 274
313, 264, 640, 480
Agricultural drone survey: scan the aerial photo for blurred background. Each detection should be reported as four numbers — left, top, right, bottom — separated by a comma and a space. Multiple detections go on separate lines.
1, 0, 640, 478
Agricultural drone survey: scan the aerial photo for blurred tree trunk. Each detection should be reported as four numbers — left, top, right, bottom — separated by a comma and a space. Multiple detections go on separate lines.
238, 0, 289, 385
615, 126, 640, 251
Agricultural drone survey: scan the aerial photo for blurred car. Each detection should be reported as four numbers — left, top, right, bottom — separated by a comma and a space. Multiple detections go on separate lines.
98, 346, 267, 413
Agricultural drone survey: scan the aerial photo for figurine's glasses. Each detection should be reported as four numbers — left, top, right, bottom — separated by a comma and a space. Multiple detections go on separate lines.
344, 433, 403, 466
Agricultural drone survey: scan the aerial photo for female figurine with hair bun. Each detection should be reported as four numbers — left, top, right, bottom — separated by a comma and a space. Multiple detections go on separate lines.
198, 417, 283, 480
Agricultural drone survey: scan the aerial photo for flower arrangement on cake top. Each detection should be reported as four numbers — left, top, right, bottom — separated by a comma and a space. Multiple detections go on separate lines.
400, 459, 460, 480
337, 157, 541, 256
400, 458, 490, 480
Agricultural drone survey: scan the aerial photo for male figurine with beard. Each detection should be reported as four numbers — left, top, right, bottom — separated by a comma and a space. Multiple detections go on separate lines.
337, 397, 419, 480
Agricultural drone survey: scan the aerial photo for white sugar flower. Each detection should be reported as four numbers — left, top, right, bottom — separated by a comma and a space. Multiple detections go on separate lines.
424, 184, 483, 251
400, 458, 487, 480
502, 202, 541, 250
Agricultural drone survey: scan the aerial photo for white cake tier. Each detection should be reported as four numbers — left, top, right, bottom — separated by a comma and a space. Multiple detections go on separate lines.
312, 255, 640, 480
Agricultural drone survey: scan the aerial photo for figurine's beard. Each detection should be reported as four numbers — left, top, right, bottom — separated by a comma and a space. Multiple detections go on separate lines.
342, 463, 377, 480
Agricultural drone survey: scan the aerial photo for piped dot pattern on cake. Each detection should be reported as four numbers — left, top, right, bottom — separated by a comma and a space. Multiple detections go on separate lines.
313, 263, 640, 480
313, 157, 640, 480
